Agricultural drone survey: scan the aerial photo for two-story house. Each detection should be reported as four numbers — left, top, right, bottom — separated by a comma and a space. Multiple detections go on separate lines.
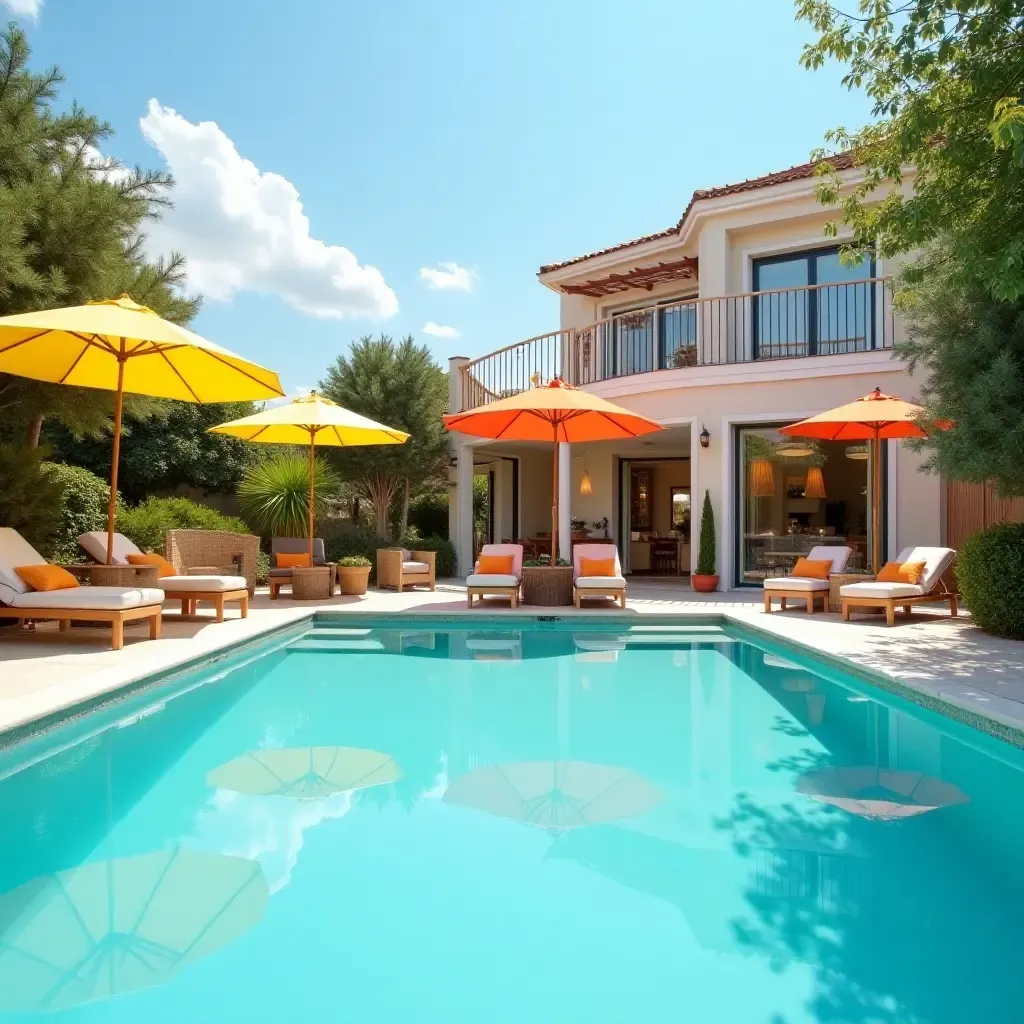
447, 157, 943, 588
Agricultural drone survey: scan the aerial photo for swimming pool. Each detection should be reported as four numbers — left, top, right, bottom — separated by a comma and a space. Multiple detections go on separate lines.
0, 617, 1022, 1023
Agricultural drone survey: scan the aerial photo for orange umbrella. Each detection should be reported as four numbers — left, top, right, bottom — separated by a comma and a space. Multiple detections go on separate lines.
779, 387, 950, 571
444, 378, 663, 559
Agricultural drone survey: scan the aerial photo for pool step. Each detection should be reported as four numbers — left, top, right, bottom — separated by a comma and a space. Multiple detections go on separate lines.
290, 630, 385, 652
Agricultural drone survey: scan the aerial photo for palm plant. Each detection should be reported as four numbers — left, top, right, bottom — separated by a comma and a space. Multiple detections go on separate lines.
238, 454, 341, 537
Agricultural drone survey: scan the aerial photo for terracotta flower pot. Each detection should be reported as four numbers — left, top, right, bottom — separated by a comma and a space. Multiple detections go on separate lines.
337, 565, 370, 596
691, 574, 719, 593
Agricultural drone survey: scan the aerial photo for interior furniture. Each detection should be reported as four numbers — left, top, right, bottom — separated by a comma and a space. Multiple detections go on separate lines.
630, 468, 652, 531
165, 530, 259, 594
651, 538, 679, 574
377, 549, 437, 593
467, 544, 524, 608
1, 528, 163, 651
763, 545, 852, 614
840, 547, 958, 626
573, 543, 627, 609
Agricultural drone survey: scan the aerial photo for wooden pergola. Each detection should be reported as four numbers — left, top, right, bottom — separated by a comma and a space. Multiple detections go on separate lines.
558, 257, 698, 297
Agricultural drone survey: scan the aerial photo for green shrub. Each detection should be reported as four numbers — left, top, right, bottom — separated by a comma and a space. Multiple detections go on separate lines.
957, 522, 1024, 639
42, 463, 111, 563
117, 497, 249, 554
256, 549, 271, 585
338, 555, 371, 567
696, 489, 716, 576
407, 489, 449, 538
524, 556, 571, 567
408, 535, 456, 578
0, 444, 63, 556
323, 528, 456, 581
238, 454, 341, 538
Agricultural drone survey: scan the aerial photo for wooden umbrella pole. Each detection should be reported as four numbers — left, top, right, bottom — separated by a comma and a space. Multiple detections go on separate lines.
307, 428, 316, 565
551, 422, 559, 562
871, 434, 882, 573
105, 345, 126, 564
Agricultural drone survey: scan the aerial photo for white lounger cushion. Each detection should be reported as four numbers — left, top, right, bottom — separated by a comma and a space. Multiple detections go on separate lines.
840, 581, 926, 600
159, 575, 247, 593
403, 561, 431, 574
0, 527, 41, 604
78, 531, 142, 565
575, 575, 627, 589
804, 545, 852, 573
473, 544, 525, 579
764, 577, 830, 592
10, 586, 165, 610
891, 546, 955, 594
466, 574, 519, 588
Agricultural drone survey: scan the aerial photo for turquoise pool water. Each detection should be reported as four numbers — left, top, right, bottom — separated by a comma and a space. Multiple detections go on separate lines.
0, 619, 1022, 1023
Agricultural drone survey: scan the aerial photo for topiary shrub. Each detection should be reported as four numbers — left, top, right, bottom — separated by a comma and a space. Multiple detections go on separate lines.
117, 497, 249, 554
957, 522, 1024, 639
41, 463, 112, 564
696, 489, 716, 576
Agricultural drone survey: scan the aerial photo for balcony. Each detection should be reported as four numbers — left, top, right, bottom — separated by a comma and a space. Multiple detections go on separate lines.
458, 278, 895, 410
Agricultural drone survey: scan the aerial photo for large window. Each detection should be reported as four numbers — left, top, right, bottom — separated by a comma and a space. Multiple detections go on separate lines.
601, 297, 698, 377
753, 246, 876, 359
735, 425, 880, 586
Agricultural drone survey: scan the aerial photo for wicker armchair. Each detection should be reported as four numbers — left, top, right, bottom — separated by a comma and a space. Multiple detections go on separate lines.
376, 548, 436, 592
165, 530, 259, 595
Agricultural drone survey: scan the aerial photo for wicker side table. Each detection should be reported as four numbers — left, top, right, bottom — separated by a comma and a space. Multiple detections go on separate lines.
829, 573, 875, 612
66, 563, 160, 587
290, 565, 336, 601
522, 566, 573, 606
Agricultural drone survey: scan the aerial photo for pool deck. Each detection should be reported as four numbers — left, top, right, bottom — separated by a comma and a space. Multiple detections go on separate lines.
1, 578, 1023, 743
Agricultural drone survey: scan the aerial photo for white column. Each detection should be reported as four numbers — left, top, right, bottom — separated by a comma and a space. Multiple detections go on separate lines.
492, 460, 507, 543
558, 442, 571, 562
448, 355, 469, 412
456, 443, 474, 577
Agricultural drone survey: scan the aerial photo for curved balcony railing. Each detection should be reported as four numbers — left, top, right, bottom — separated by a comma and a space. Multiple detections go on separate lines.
457, 278, 895, 410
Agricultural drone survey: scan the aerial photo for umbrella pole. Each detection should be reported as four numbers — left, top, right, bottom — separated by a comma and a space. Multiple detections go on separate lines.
551, 424, 558, 562
871, 435, 882, 573
105, 347, 126, 564
308, 429, 316, 565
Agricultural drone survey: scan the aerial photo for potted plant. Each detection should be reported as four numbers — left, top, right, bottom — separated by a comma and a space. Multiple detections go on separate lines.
337, 555, 371, 596
570, 516, 589, 540
592, 517, 610, 539
521, 554, 573, 605
692, 489, 719, 592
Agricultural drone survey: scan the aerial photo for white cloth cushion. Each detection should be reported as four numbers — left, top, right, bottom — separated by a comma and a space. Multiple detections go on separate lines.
575, 575, 627, 589
401, 548, 413, 562
159, 575, 247, 593
573, 544, 622, 578
0, 527, 44, 604
78, 531, 142, 566
763, 577, 830, 592
892, 546, 955, 594
466, 574, 519, 588
10, 586, 164, 610
840, 581, 926, 600
402, 561, 431, 574
806, 545, 852, 573
475, 544, 524, 578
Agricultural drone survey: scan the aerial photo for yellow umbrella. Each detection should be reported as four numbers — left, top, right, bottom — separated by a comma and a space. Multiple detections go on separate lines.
209, 391, 408, 563
0, 294, 284, 562
0, 849, 268, 1012
206, 746, 401, 799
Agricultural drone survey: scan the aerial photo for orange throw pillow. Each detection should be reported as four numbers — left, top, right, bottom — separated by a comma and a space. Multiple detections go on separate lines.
877, 560, 927, 584
791, 557, 832, 580
478, 553, 514, 574
15, 565, 79, 592
127, 552, 177, 578
581, 557, 616, 577
276, 552, 311, 569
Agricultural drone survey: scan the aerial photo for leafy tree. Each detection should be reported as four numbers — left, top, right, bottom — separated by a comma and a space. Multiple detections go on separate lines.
238, 453, 342, 538
320, 335, 450, 537
0, 24, 199, 446
897, 262, 1024, 495
797, 0, 1024, 298
44, 401, 260, 503
0, 443, 63, 553
42, 462, 112, 563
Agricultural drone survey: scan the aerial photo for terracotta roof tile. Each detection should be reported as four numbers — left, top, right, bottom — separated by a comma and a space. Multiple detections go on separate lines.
538, 153, 856, 276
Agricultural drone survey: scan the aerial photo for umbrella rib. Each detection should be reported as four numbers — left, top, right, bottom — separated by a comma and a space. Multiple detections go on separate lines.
58, 340, 92, 384
331, 425, 346, 446
152, 347, 203, 402
0, 328, 51, 354
493, 409, 529, 441
128, 847, 181, 935
67, 331, 119, 355
201, 349, 284, 396
246, 424, 273, 442
174, 863, 265, 963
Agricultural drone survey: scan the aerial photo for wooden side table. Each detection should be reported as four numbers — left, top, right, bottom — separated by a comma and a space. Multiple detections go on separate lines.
66, 563, 160, 587
829, 573, 875, 612
522, 565, 573, 606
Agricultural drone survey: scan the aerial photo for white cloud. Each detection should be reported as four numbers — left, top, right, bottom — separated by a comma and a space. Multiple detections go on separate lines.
419, 262, 476, 292
1, 0, 42, 18
138, 100, 398, 320
81, 144, 133, 185
422, 322, 460, 338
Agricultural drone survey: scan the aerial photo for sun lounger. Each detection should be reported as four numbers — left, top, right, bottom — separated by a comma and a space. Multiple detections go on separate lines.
573, 544, 626, 609
763, 545, 852, 614
840, 546, 958, 626
466, 544, 523, 608
2, 528, 162, 649
79, 532, 248, 621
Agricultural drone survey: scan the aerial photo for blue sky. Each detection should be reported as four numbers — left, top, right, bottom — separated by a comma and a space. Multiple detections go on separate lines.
10, 0, 871, 395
